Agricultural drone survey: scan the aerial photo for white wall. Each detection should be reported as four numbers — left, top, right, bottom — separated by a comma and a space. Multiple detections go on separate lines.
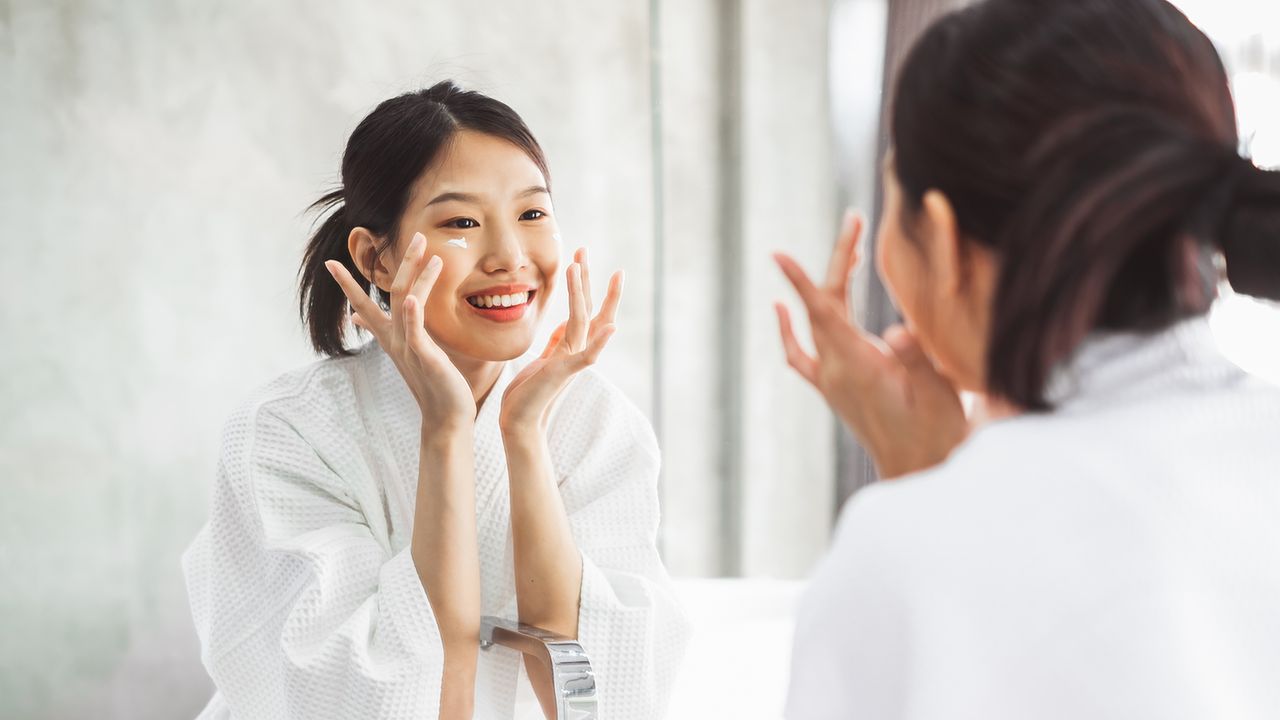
0, 1, 843, 716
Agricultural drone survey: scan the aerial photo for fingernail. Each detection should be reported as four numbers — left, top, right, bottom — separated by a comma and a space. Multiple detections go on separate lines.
427, 255, 442, 269
412, 232, 425, 247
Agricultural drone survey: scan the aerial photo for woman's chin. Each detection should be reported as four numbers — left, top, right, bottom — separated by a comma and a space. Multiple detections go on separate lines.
455, 334, 536, 363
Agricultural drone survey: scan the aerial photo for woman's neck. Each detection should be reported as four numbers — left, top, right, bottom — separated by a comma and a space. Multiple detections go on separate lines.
446, 352, 506, 415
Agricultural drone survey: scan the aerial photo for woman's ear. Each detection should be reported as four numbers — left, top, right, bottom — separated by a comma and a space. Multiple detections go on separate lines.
921, 190, 1000, 340
347, 227, 394, 292
920, 190, 963, 299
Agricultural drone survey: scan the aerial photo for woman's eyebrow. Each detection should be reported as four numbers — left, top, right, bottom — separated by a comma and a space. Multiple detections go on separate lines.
426, 191, 480, 207
426, 185, 548, 207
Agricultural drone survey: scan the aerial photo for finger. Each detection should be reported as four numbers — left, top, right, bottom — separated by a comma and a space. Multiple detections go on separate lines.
390, 232, 430, 306
883, 324, 927, 372
565, 262, 589, 351
827, 213, 864, 319
591, 271, 623, 331
773, 253, 838, 326
580, 323, 617, 366
824, 210, 861, 290
409, 254, 443, 305
883, 324, 955, 398
775, 303, 820, 385
840, 214, 863, 290
402, 294, 441, 361
837, 214, 864, 318
574, 247, 594, 316
386, 234, 428, 346
326, 260, 390, 337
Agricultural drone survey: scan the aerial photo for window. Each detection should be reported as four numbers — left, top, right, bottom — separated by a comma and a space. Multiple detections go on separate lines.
1178, 0, 1280, 385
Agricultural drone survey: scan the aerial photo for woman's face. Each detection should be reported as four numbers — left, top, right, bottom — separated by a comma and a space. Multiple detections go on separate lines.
875, 157, 995, 393
385, 130, 560, 363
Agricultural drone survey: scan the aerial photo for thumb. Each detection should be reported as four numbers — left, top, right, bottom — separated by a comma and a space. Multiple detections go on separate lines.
883, 324, 931, 373
883, 324, 956, 400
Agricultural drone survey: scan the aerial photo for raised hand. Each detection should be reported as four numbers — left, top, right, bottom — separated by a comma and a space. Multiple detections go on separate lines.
500, 248, 621, 436
773, 213, 968, 479
325, 232, 476, 432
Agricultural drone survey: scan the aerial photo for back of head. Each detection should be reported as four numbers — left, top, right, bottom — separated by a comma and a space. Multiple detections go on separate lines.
891, 0, 1280, 409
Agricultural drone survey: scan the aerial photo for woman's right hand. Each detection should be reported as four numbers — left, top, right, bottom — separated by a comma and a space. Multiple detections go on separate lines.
326, 232, 475, 432
773, 213, 969, 479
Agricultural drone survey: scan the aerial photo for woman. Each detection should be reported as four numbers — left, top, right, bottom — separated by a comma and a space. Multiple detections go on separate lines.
778, 0, 1280, 717
182, 81, 688, 720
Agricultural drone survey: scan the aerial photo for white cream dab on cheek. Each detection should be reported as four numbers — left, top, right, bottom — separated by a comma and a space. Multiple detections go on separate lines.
445, 237, 468, 249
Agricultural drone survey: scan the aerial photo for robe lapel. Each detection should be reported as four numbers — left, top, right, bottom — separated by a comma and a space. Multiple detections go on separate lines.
473, 362, 517, 616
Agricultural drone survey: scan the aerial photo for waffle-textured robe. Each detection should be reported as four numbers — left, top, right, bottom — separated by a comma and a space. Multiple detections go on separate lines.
182, 342, 690, 719
786, 317, 1280, 719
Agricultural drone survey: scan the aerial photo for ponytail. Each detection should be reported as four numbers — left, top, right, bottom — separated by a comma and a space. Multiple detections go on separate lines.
1220, 163, 1280, 301
984, 112, 1244, 410
298, 189, 363, 357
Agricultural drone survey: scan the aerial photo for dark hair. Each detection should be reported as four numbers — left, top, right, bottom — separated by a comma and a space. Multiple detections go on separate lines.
890, 0, 1280, 409
298, 80, 551, 357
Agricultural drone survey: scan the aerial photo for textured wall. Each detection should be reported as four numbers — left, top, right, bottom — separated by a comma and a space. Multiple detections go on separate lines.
0, 0, 841, 717
735, 0, 839, 577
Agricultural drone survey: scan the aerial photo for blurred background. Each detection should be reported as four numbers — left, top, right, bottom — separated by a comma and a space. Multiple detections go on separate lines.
1, 0, 1277, 717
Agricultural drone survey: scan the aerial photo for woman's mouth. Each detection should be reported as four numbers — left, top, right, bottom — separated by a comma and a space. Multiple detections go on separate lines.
464, 288, 536, 323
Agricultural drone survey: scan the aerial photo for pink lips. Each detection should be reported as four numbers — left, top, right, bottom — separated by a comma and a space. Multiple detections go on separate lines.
463, 285, 537, 324
467, 301, 530, 323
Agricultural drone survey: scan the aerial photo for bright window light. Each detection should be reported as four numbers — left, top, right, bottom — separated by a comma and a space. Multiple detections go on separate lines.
1175, 0, 1280, 385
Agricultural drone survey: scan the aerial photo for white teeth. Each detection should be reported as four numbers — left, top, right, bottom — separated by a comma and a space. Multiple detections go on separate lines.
468, 291, 531, 309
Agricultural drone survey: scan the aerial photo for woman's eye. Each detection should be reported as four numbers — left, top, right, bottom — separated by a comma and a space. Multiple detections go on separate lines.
447, 218, 479, 229
520, 209, 546, 221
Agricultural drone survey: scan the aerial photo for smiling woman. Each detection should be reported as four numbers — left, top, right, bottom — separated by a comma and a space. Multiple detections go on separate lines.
180, 81, 690, 720
338, 127, 562, 365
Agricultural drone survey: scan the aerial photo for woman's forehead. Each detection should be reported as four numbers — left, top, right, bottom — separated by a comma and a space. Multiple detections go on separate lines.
414, 130, 548, 203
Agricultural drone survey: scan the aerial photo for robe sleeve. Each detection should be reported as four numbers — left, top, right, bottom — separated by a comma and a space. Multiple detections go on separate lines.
182, 401, 445, 719
554, 375, 693, 720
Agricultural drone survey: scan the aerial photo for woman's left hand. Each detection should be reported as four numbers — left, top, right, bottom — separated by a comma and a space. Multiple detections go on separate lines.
500, 248, 623, 437
774, 213, 969, 479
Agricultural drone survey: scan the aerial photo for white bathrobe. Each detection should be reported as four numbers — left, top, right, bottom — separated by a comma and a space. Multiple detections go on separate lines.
786, 317, 1280, 719
182, 341, 690, 719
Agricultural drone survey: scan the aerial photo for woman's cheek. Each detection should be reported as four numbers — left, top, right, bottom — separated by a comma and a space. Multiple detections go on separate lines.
877, 228, 909, 315
530, 249, 559, 306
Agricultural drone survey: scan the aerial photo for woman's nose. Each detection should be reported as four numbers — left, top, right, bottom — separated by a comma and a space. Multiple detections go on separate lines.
480, 221, 529, 274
